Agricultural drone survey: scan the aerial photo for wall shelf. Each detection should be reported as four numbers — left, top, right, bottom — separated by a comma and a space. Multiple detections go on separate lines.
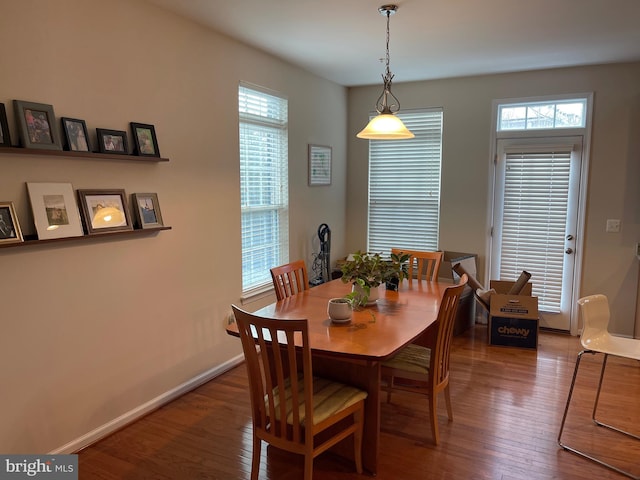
0, 226, 172, 250
0, 145, 169, 162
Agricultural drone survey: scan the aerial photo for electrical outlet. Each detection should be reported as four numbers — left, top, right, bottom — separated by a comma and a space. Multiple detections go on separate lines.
606, 219, 621, 233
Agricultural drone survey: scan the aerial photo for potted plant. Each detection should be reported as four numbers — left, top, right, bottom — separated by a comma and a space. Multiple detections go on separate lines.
340, 251, 409, 307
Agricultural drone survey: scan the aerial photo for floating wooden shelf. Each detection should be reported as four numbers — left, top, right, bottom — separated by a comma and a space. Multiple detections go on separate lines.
0, 226, 172, 250
0, 145, 169, 162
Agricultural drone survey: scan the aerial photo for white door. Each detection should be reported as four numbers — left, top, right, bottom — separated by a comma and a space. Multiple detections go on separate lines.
491, 137, 583, 331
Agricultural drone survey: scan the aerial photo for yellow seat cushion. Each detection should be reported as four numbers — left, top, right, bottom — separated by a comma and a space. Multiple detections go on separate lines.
382, 343, 431, 375
271, 374, 368, 426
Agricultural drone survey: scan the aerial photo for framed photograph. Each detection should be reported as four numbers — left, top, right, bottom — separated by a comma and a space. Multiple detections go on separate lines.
96, 128, 128, 155
26, 182, 84, 240
61, 117, 91, 152
13, 100, 62, 150
0, 202, 23, 244
308, 144, 332, 186
130, 122, 160, 157
77, 189, 133, 234
0, 103, 12, 147
131, 193, 164, 229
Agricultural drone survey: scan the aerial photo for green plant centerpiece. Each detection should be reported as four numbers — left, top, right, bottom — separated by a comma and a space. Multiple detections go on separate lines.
340, 251, 409, 307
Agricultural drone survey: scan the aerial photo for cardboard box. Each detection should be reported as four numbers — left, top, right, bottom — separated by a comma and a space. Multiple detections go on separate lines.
488, 280, 539, 349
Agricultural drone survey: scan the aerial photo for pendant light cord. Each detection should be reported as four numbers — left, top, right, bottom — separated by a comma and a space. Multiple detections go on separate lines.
376, 7, 401, 115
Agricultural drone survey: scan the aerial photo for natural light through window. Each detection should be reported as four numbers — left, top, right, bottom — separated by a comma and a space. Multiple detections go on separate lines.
498, 99, 586, 131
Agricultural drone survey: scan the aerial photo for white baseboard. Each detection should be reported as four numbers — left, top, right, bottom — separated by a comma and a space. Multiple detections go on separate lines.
51, 354, 245, 454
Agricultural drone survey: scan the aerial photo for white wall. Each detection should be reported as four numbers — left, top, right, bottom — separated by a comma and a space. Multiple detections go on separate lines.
348, 63, 640, 337
0, 0, 348, 453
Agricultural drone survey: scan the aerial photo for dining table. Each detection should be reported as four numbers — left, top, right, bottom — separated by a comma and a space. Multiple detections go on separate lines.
226, 277, 452, 475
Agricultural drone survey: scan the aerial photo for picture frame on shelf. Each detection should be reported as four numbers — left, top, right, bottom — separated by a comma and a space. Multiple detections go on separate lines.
131, 193, 164, 229
13, 100, 63, 150
308, 144, 332, 186
96, 128, 128, 155
0, 201, 23, 244
0, 103, 12, 147
61, 117, 91, 152
77, 189, 133, 234
26, 182, 84, 240
130, 122, 160, 157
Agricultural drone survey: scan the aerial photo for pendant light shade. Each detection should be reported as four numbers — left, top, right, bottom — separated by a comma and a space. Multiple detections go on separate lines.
357, 5, 414, 140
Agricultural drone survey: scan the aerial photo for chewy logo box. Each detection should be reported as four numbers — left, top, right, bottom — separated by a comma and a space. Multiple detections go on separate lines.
488, 282, 539, 349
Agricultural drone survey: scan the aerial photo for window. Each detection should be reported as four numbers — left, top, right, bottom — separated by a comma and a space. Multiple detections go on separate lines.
368, 109, 443, 254
497, 99, 587, 131
239, 83, 288, 294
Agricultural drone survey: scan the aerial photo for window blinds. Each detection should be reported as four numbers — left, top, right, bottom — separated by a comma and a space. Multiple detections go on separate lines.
239, 85, 289, 292
499, 149, 571, 312
368, 109, 443, 254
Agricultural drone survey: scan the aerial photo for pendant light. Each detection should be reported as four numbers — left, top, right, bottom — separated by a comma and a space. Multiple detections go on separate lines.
357, 5, 414, 140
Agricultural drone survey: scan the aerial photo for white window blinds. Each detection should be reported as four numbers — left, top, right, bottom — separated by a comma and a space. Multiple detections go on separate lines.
368, 109, 443, 254
499, 149, 572, 312
239, 84, 289, 293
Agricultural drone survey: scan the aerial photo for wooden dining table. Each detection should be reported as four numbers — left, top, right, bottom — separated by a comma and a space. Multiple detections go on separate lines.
226, 277, 452, 475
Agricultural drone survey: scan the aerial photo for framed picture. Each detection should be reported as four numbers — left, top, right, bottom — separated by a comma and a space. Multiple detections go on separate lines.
77, 189, 133, 234
308, 144, 332, 186
61, 117, 91, 152
26, 182, 84, 240
131, 193, 164, 229
130, 122, 160, 157
0, 103, 12, 147
96, 128, 128, 155
13, 100, 63, 150
0, 202, 23, 244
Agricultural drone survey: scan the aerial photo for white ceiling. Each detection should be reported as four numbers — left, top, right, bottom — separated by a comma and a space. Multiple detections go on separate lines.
145, 0, 640, 87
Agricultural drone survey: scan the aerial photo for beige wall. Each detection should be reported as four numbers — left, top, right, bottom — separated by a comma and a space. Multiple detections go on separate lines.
348, 63, 640, 337
0, 0, 348, 453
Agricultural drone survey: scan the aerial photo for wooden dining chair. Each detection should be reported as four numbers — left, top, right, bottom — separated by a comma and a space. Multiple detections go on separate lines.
270, 259, 310, 300
391, 248, 443, 283
381, 274, 468, 445
231, 305, 368, 480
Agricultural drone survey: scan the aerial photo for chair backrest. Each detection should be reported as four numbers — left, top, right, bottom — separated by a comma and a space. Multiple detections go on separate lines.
270, 260, 310, 300
391, 249, 443, 282
431, 274, 468, 388
577, 294, 612, 350
232, 305, 314, 447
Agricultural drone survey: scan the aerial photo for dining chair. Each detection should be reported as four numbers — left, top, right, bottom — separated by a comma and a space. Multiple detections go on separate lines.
231, 305, 368, 480
270, 259, 310, 300
557, 294, 640, 479
381, 274, 468, 445
391, 248, 443, 283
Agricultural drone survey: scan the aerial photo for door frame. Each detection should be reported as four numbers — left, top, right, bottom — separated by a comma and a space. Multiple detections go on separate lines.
486, 93, 594, 335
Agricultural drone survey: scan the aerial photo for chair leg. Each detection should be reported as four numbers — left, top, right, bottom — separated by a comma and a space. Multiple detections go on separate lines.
251, 436, 261, 480
353, 406, 365, 474
444, 384, 453, 422
428, 392, 439, 445
303, 454, 313, 480
592, 354, 640, 440
558, 351, 640, 480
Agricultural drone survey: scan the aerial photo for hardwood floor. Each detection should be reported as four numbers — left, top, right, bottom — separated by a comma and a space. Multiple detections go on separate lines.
78, 325, 640, 479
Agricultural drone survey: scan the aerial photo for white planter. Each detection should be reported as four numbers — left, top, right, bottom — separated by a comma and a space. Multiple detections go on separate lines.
328, 298, 352, 323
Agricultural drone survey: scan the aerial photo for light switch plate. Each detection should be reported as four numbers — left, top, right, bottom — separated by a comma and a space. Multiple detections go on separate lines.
606, 219, 621, 233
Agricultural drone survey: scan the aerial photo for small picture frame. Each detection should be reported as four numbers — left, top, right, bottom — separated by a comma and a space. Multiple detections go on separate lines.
96, 128, 129, 155
308, 144, 332, 186
0, 202, 23, 244
13, 100, 62, 150
0, 103, 12, 147
26, 182, 84, 240
130, 122, 160, 157
61, 117, 91, 152
131, 193, 164, 229
77, 189, 133, 234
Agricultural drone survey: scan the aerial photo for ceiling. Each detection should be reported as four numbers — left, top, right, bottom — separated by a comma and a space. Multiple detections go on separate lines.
145, 0, 640, 87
